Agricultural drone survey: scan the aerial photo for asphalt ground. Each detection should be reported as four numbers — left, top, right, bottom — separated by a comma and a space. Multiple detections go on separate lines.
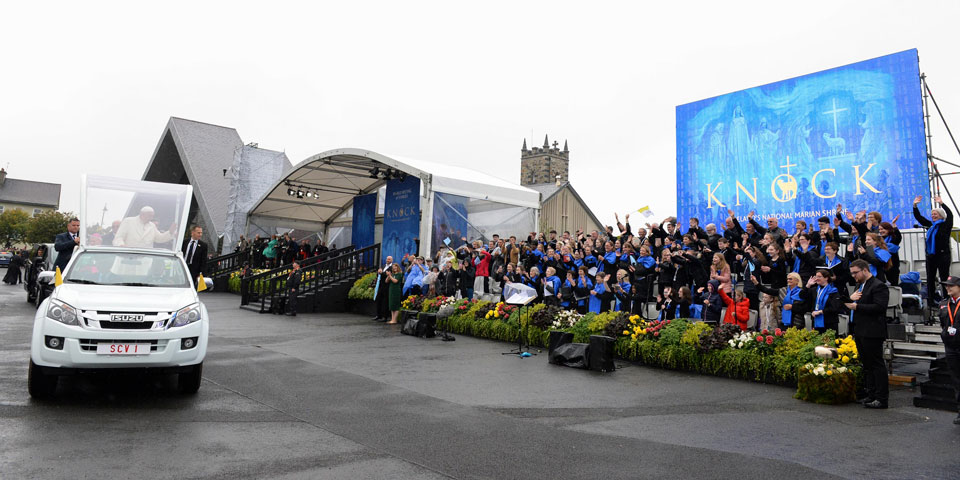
1, 276, 959, 479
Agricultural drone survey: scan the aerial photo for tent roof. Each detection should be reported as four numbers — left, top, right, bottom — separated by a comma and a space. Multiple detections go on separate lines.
248, 148, 540, 227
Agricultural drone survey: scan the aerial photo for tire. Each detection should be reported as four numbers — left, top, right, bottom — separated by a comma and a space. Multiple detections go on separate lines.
177, 363, 202, 394
28, 360, 57, 399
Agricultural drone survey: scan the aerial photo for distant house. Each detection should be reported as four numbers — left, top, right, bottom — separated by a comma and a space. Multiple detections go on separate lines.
0, 168, 61, 217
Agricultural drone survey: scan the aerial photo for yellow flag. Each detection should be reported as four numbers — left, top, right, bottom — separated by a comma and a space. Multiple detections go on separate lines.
197, 274, 207, 292
55, 267, 63, 286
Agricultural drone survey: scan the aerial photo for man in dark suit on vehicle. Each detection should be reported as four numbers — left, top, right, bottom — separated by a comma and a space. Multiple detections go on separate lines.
53, 217, 80, 273
181, 225, 208, 285
845, 259, 890, 409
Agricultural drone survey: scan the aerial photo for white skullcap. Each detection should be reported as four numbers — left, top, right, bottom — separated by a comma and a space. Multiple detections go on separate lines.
140, 206, 155, 214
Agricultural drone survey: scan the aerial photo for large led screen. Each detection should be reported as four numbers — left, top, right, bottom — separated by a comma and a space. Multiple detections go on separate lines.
676, 49, 928, 230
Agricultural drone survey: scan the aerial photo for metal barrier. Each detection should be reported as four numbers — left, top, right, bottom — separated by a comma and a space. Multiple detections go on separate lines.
205, 249, 250, 279
239, 245, 356, 306
242, 244, 379, 314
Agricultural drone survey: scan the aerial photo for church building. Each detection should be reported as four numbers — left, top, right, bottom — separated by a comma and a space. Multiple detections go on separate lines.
521, 135, 603, 235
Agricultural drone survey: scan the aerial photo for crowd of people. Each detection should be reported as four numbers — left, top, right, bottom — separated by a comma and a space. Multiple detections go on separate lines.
370, 196, 957, 411
234, 233, 333, 269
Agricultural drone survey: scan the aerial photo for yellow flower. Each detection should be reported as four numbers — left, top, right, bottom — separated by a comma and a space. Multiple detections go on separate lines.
641, 329, 647, 335
835, 339, 840, 345
827, 370, 833, 375
623, 330, 630, 335
841, 356, 850, 363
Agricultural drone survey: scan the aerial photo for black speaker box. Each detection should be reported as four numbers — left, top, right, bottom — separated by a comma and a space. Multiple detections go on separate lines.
548, 331, 575, 364
589, 335, 616, 372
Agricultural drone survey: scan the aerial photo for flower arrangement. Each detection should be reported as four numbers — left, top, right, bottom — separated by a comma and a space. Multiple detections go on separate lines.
727, 331, 755, 349
400, 295, 425, 311
347, 272, 378, 300
484, 302, 518, 320
834, 335, 858, 364
680, 321, 713, 348
551, 310, 583, 329
795, 361, 857, 404
421, 295, 451, 312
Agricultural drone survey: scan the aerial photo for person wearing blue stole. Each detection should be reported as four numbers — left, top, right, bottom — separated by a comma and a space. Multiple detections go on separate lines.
807, 268, 842, 333
601, 241, 619, 278
791, 234, 818, 285
817, 242, 851, 297
542, 266, 562, 307
581, 245, 598, 271
879, 221, 902, 286
914, 194, 953, 310
755, 272, 806, 329
524, 266, 543, 303
858, 233, 892, 284
559, 271, 576, 309
589, 271, 611, 313
574, 266, 594, 314
612, 269, 632, 312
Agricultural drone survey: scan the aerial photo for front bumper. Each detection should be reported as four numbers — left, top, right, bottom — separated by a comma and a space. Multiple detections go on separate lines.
30, 303, 208, 371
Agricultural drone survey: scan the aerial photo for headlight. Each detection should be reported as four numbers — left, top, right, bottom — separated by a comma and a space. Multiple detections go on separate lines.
46, 299, 79, 326
170, 303, 201, 328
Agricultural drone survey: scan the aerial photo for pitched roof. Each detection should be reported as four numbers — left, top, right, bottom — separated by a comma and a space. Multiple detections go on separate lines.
142, 117, 244, 241
527, 181, 603, 229
0, 177, 61, 208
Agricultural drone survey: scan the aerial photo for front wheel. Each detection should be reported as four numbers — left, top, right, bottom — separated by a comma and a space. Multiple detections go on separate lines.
177, 363, 202, 394
28, 360, 57, 399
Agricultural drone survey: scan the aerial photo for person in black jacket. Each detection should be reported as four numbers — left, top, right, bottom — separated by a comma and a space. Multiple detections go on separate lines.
373, 256, 395, 322
914, 194, 953, 310
181, 225, 208, 284
936, 276, 960, 424
285, 261, 301, 316
53, 217, 80, 273
845, 259, 890, 409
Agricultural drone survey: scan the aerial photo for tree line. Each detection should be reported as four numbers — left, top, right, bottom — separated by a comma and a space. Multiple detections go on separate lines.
0, 210, 72, 248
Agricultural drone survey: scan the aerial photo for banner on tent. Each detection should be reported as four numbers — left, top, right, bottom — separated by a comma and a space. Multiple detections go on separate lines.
382, 176, 420, 263
676, 49, 928, 229
352, 192, 377, 249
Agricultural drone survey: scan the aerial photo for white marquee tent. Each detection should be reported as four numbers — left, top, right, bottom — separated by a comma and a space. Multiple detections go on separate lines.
246, 149, 541, 255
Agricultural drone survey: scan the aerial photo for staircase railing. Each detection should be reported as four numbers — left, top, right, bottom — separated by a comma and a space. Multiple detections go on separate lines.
239, 245, 354, 305
243, 244, 379, 314
205, 249, 250, 279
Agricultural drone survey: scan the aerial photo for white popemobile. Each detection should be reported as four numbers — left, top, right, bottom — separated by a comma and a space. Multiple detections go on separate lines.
28, 176, 208, 398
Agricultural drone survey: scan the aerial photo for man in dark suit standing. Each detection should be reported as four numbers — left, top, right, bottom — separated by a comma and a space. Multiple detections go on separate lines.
285, 260, 301, 316
53, 217, 80, 273
181, 225, 208, 285
845, 259, 890, 409
373, 255, 394, 322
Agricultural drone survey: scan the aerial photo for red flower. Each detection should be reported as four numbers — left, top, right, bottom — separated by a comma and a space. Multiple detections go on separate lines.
766, 336, 774, 345
653, 331, 660, 337
756, 335, 764, 342
504, 314, 510, 319
761, 329, 769, 335
665, 320, 671, 324
774, 328, 783, 336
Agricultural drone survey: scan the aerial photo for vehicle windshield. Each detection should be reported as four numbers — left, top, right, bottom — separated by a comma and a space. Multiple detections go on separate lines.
64, 251, 190, 288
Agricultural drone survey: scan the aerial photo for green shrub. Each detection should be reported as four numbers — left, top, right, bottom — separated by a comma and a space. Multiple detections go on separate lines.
348, 272, 378, 300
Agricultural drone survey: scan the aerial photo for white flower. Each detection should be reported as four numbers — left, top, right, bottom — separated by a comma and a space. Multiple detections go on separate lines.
737, 342, 744, 348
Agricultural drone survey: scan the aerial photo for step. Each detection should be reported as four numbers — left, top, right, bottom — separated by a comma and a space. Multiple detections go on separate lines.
913, 395, 959, 412
892, 342, 945, 354
913, 333, 944, 344
915, 324, 943, 334
919, 380, 957, 399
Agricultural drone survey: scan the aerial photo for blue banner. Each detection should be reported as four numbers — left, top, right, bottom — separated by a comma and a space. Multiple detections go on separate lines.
351, 192, 377, 249
382, 176, 420, 264
676, 49, 928, 230
432, 192, 469, 256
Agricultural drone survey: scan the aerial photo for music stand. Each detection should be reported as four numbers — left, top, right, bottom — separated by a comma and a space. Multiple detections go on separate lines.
501, 283, 540, 356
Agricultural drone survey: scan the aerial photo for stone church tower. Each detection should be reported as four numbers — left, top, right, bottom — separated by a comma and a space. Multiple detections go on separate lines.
520, 135, 568, 186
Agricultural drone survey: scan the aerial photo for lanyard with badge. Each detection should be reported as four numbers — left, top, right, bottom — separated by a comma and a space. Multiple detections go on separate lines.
948, 299, 960, 336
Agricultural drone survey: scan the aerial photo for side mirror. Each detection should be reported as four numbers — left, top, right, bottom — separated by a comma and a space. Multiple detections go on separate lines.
37, 271, 55, 285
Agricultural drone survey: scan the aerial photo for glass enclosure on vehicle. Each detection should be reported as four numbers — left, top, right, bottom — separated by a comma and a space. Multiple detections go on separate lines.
64, 251, 190, 288
79, 175, 192, 252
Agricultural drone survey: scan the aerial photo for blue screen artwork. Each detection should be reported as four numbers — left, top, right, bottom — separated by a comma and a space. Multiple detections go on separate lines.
382, 176, 421, 264
432, 192, 469, 256
676, 49, 928, 231
351, 192, 377, 249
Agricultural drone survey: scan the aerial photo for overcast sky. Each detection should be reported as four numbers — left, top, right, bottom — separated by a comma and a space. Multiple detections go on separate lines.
3, 1, 960, 231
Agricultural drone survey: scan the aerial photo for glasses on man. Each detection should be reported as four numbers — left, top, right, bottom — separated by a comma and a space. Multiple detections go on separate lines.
849, 269, 862, 276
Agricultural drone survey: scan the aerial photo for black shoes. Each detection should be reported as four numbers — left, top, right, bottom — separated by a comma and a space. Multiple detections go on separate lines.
953, 414, 960, 425
855, 396, 872, 405
863, 400, 888, 409
372, 317, 381, 321
285, 312, 297, 316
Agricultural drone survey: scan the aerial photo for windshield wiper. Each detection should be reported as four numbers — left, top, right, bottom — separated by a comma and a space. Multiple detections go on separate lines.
67, 279, 99, 285
116, 282, 153, 287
